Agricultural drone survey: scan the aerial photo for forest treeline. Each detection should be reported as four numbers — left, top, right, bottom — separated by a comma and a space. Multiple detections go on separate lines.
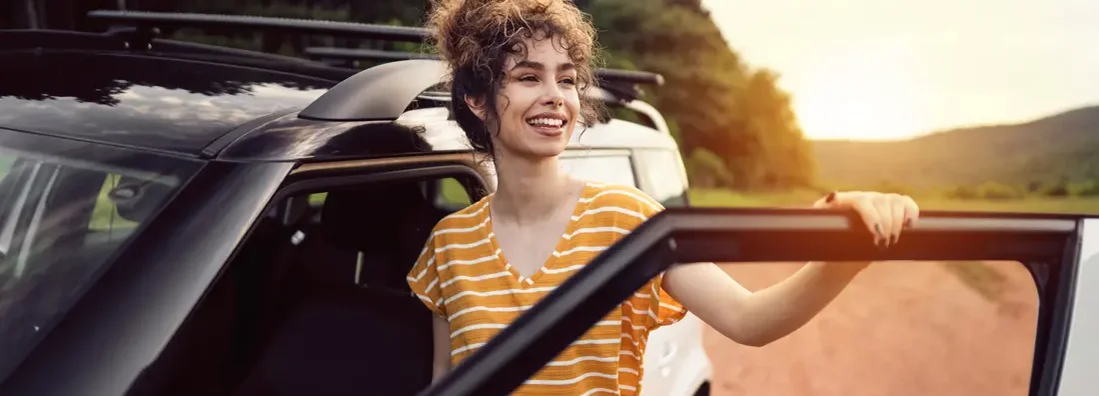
813, 106, 1099, 200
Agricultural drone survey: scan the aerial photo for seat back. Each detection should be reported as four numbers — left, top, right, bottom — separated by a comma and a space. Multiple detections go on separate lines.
233, 180, 442, 396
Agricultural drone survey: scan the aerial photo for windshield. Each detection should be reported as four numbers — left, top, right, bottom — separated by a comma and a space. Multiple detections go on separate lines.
0, 133, 200, 382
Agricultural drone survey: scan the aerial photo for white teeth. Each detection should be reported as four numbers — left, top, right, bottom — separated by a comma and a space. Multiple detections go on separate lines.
527, 118, 564, 127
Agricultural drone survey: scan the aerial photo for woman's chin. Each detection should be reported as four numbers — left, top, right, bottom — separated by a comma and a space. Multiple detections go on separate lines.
508, 142, 568, 159
496, 132, 571, 159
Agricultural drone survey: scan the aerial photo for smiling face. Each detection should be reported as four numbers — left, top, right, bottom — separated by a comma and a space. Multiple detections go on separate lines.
465, 34, 582, 160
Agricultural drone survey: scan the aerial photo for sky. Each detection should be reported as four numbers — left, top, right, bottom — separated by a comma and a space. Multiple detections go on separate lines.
700, 0, 1099, 141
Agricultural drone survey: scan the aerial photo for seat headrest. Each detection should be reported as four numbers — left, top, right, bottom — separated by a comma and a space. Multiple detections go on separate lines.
107, 175, 175, 223
318, 181, 440, 291
320, 182, 429, 248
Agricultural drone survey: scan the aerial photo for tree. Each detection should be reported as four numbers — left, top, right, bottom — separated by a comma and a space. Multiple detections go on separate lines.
585, 0, 815, 188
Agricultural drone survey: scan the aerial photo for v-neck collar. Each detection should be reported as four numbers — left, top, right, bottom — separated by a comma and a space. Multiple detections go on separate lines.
484, 182, 594, 288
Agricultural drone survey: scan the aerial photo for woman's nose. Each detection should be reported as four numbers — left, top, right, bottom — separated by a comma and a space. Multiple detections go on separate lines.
544, 95, 563, 107
542, 84, 565, 107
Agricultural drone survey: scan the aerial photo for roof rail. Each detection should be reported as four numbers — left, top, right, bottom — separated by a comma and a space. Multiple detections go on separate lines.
297, 59, 448, 122
86, 10, 427, 42
84, 10, 664, 98
84, 10, 668, 121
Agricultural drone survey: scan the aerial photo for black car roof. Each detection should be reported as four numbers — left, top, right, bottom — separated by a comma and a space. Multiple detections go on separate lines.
0, 49, 334, 157
0, 11, 674, 161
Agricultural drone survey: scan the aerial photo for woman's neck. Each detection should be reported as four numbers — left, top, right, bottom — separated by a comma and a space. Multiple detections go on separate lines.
490, 153, 581, 226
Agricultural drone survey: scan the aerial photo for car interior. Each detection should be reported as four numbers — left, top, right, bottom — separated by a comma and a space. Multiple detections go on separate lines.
136, 175, 478, 396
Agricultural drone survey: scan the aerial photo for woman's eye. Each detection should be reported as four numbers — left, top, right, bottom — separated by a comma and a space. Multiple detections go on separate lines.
560, 77, 577, 85
519, 75, 538, 82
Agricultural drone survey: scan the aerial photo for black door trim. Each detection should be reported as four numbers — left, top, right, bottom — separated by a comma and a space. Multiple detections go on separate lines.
272, 164, 487, 203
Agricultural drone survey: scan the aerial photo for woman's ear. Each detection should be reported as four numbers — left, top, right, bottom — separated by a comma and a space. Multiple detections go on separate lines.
463, 95, 487, 120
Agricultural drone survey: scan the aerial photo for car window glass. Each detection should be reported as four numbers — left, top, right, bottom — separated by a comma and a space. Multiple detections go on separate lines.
306, 177, 472, 212
89, 174, 140, 233
706, 260, 1038, 396
634, 149, 689, 207
0, 156, 14, 178
437, 177, 472, 208
558, 154, 636, 187
445, 255, 1042, 396
0, 147, 192, 383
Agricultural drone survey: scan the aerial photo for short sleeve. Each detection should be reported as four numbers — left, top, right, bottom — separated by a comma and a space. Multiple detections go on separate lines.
407, 235, 446, 317
647, 273, 688, 329
629, 187, 689, 329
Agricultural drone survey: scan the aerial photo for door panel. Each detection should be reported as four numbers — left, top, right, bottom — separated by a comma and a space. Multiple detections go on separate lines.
1056, 218, 1099, 396
420, 208, 1082, 396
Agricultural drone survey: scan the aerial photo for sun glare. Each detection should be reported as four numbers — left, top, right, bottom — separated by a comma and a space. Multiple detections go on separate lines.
792, 42, 933, 141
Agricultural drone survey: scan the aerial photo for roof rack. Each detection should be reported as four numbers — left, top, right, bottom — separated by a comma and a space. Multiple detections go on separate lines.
85, 10, 663, 99
83, 9, 669, 126
86, 10, 427, 43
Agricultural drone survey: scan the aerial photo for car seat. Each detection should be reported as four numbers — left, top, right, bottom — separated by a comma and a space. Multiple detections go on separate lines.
233, 180, 443, 396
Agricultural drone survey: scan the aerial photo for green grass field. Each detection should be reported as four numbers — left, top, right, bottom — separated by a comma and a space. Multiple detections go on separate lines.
688, 188, 1099, 214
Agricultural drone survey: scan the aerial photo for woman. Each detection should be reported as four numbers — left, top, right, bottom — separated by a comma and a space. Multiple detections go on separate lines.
407, 0, 920, 394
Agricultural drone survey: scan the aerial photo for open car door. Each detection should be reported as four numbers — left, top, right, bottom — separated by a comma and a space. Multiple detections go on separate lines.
418, 207, 1096, 396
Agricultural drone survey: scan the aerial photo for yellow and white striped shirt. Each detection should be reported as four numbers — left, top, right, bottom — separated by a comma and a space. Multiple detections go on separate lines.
407, 182, 687, 395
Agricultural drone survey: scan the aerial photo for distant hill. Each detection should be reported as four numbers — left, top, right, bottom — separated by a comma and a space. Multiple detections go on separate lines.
811, 105, 1099, 191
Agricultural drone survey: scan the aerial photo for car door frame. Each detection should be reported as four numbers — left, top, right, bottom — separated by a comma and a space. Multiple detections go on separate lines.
561, 146, 709, 395
110, 152, 493, 396
420, 208, 1087, 396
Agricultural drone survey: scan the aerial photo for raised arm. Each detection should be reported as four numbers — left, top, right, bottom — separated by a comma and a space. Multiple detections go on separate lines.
663, 191, 919, 347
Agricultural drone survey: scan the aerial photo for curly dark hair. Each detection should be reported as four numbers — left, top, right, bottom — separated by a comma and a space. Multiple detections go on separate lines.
426, 0, 604, 158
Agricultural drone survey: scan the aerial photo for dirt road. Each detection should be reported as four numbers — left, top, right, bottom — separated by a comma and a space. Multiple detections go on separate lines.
702, 261, 1038, 396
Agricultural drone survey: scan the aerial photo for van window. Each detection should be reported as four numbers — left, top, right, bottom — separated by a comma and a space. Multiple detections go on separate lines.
634, 149, 689, 207
559, 154, 637, 187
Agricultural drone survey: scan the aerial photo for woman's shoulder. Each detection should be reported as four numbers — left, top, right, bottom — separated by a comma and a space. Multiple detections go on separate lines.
581, 181, 665, 218
427, 197, 491, 240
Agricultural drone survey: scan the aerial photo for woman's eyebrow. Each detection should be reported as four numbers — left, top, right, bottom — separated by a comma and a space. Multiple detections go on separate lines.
510, 60, 577, 72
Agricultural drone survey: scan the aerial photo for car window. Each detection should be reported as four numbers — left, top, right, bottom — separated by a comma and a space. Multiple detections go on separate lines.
633, 148, 689, 207
424, 210, 1069, 396
558, 154, 637, 187
0, 143, 196, 383
709, 260, 1038, 395
306, 177, 472, 214
89, 174, 141, 233
436, 177, 472, 210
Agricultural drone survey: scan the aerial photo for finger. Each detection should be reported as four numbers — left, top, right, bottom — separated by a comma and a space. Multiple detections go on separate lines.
872, 194, 893, 245
889, 195, 906, 243
851, 196, 884, 245
902, 195, 920, 228
812, 191, 836, 209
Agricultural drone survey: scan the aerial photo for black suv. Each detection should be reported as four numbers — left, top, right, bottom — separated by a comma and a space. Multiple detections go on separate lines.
0, 9, 1091, 396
